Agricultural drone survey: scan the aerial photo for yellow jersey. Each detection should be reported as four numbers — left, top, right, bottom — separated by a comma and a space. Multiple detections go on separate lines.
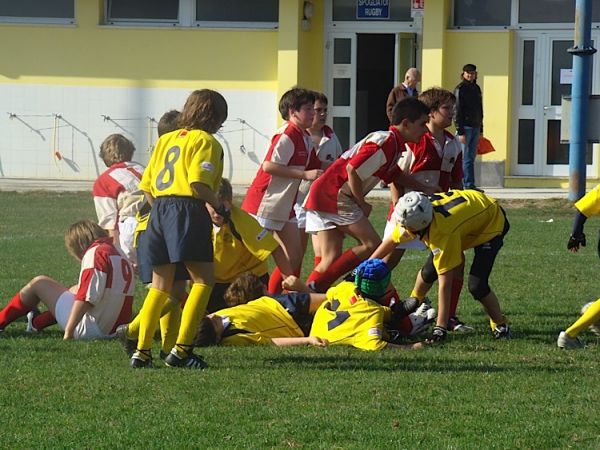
575, 184, 600, 217
392, 189, 506, 274
309, 281, 390, 351
216, 296, 304, 346
140, 129, 223, 198
213, 206, 279, 283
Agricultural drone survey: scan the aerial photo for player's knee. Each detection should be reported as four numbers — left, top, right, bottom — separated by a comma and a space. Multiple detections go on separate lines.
420, 260, 438, 284
468, 274, 490, 300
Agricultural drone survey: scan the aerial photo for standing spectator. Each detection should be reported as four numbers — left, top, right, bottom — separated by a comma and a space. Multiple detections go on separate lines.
385, 68, 421, 123
454, 63, 484, 191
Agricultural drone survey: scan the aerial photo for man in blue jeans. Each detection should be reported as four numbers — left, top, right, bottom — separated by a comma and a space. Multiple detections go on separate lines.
454, 63, 483, 191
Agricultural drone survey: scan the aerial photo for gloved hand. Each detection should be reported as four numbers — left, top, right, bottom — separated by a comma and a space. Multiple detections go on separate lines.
425, 326, 447, 344
567, 233, 586, 251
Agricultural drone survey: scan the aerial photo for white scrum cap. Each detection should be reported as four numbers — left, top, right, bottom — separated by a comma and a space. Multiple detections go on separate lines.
394, 191, 433, 231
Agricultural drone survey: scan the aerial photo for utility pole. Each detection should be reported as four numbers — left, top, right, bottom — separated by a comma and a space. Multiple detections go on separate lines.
568, 0, 596, 200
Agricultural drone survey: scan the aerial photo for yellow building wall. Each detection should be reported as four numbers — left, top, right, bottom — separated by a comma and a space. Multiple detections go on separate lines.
442, 31, 513, 173
0, 0, 279, 90
298, 0, 325, 93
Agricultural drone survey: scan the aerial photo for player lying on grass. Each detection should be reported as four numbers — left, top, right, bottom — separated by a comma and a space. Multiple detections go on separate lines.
558, 184, 600, 349
193, 272, 328, 347
286, 259, 429, 351
371, 190, 512, 344
0, 220, 133, 340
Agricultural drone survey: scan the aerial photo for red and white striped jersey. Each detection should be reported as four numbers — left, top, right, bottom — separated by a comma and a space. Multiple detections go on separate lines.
74, 238, 134, 335
93, 161, 145, 230
303, 126, 406, 215
242, 122, 320, 222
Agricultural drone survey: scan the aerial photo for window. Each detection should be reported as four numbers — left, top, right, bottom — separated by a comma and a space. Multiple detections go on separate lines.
453, 0, 510, 27
0, 0, 74, 23
106, 0, 179, 24
332, 0, 412, 22
519, 0, 600, 24
195, 0, 278, 26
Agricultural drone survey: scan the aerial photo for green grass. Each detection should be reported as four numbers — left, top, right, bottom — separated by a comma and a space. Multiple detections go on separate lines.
0, 191, 599, 449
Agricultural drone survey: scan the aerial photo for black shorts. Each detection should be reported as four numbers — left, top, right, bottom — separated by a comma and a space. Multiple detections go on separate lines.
145, 196, 213, 266
136, 230, 190, 284
272, 292, 312, 336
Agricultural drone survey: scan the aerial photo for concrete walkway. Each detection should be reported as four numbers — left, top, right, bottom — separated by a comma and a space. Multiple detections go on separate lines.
0, 177, 569, 200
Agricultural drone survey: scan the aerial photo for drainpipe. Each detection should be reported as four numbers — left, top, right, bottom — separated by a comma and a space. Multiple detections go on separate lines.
568, 0, 596, 200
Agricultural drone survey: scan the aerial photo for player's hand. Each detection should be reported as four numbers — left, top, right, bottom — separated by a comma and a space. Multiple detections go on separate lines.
567, 233, 586, 252
304, 169, 323, 181
214, 203, 231, 221
308, 336, 329, 347
457, 135, 466, 144
425, 326, 447, 344
281, 275, 300, 291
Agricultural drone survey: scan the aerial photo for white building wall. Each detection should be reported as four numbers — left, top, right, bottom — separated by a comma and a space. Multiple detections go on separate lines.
0, 84, 277, 184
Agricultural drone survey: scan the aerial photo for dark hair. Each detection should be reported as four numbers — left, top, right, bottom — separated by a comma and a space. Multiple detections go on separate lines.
278, 88, 316, 120
194, 317, 218, 347
313, 91, 329, 105
157, 110, 180, 137
418, 87, 456, 113
217, 178, 233, 203
178, 89, 228, 134
390, 97, 430, 125
224, 272, 266, 307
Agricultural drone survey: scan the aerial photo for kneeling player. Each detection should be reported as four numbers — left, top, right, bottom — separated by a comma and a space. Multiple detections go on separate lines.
372, 190, 511, 343
0, 220, 133, 340
558, 184, 600, 349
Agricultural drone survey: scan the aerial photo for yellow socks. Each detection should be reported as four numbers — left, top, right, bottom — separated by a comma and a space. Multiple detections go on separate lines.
566, 299, 600, 338
160, 297, 182, 354
409, 289, 426, 303
136, 287, 169, 358
174, 283, 212, 357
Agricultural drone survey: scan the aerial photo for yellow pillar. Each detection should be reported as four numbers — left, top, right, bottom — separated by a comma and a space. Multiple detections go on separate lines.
77, 0, 102, 26
421, 0, 450, 88
277, 0, 303, 103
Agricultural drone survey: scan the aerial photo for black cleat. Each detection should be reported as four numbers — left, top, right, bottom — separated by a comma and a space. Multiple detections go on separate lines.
164, 350, 208, 369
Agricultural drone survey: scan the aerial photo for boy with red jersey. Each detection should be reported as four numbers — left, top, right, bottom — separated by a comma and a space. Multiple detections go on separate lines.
242, 88, 323, 293
302, 97, 431, 293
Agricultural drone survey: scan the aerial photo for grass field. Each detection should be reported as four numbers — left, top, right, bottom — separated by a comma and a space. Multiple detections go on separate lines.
0, 191, 599, 449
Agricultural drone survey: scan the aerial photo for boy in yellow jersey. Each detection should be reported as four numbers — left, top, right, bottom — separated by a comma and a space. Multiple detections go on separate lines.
372, 190, 511, 343
557, 184, 600, 349
305, 259, 424, 351
131, 89, 228, 369
115, 110, 191, 361
194, 278, 328, 347
206, 178, 294, 312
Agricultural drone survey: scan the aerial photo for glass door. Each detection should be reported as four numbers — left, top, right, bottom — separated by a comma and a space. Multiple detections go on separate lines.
514, 32, 598, 176
327, 33, 356, 151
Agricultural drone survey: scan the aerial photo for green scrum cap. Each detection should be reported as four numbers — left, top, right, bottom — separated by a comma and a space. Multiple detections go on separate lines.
354, 259, 391, 300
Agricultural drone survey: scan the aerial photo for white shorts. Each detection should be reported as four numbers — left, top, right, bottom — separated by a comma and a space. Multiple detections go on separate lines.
54, 291, 110, 340
119, 216, 138, 264
294, 203, 307, 229
254, 214, 297, 232
383, 219, 427, 250
305, 208, 364, 234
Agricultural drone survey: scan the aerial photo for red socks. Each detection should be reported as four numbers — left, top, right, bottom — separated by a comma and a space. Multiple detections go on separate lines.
32, 311, 57, 331
0, 292, 32, 329
307, 249, 362, 293
449, 277, 464, 318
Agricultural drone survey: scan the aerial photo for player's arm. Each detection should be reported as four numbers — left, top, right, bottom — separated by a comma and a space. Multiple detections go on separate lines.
271, 246, 294, 278
390, 182, 404, 205
385, 342, 423, 350
63, 300, 92, 340
143, 190, 155, 206
191, 181, 221, 209
271, 336, 328, 347
262, 161, 322, 181
347, 164, 371, 216
370, 236, 398, 260
567, 209, 587, 253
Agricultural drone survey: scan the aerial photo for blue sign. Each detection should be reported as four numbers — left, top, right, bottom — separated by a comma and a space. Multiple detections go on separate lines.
356, 0, 390, 19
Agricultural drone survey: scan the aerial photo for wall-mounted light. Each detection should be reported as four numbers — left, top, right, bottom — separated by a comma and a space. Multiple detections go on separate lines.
302, 0, 314, 31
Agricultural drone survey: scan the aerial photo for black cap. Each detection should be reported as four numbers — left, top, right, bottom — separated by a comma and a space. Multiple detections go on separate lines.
463, 63, 477, 72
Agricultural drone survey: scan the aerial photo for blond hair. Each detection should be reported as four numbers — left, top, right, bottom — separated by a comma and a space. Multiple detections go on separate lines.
65, 220, 108, 260
99, 134, 135, 167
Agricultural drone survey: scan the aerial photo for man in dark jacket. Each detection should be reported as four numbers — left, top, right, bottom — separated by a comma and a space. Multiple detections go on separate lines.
454, 63, 483, 191
386, 68, 420, 123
